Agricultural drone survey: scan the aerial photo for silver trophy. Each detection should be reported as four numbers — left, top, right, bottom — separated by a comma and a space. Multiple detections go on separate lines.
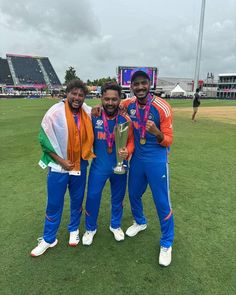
113, 121, 130, 174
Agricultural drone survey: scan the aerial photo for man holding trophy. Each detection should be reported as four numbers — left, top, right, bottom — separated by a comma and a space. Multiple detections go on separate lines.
120, 69, 174, 267
82, 82, 134, 245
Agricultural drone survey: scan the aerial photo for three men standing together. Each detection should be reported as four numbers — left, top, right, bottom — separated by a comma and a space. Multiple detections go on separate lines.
31, 69, 174, 267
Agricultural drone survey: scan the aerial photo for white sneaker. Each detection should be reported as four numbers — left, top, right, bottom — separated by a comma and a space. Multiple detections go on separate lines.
30, 238, 58, 257
159, 246, 172, 266
109, 226, 125, 241
126, 222, 147, 237
82, 230, 97, 246
69, 229, 80, 247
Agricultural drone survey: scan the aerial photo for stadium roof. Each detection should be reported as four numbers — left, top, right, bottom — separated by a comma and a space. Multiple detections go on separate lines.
218, 73, 236, 76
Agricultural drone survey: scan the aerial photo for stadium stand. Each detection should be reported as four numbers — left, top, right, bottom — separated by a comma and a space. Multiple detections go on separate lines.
0, 58, 13, 85
40, 57, 61, 86
1, 54, 61, 90
9, 55, 45, 85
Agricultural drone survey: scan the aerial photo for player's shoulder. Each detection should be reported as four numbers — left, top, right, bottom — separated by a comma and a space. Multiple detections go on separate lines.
153, 96, 171, 108
120, 96, 136, 107
152, 96, 172, 117
46, 101, 64, 116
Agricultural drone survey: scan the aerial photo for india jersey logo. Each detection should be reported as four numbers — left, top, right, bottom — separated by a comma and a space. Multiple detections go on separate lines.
130, 109, 136, 118
95, 119, 103, 129
148, 113, 154, 120
130, 109, 136, 115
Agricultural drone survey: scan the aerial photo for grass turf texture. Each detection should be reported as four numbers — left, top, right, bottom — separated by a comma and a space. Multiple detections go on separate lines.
1, 98, 236, 295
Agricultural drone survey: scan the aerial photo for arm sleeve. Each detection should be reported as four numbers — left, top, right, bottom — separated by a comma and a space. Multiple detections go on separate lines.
126, 122, 135, 158
159, 106, 173, 147
119, 97, 133, 110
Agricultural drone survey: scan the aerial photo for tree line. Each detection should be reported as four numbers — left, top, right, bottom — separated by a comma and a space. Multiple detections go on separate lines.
64, 66, 116, 86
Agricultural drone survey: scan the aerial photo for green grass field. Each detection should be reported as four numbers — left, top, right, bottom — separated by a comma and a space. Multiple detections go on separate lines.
1, 98, 236, 295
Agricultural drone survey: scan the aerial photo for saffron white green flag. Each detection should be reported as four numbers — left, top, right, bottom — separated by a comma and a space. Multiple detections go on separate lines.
38, 101, 91, 171
38, 101, 68, 171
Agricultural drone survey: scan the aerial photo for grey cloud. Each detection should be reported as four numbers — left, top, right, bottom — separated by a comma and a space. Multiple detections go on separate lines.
0, 0, 100, 41
201, 19, 236, 73
90, 35, 114, 61
0, 0, 235, 81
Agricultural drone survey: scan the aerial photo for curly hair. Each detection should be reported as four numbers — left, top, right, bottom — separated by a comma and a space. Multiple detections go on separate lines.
66, 79, 88, 95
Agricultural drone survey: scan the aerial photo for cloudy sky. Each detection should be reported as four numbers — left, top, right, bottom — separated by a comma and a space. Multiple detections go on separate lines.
0, 0, 235, 83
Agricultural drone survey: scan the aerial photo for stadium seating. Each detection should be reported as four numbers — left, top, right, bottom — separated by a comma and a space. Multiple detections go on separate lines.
0, 58, 13, 85
40, 57, 61, 86
2, 54, 61, 89
10, 56, 45, 85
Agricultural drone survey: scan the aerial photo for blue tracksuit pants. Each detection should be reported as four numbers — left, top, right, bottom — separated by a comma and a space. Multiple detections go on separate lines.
43, 169, 87, 243
85, 172, 127, 231
128, 157, 174, 248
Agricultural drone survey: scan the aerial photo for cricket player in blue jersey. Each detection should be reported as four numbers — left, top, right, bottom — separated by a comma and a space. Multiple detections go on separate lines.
82, 82, 134, 245
121, 68, 174, 266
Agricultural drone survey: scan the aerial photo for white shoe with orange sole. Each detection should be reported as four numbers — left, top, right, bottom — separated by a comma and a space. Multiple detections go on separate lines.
31, 238, 58, 257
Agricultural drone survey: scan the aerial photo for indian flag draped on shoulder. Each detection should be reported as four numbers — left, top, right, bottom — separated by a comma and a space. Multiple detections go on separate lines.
38, 100, 95, 173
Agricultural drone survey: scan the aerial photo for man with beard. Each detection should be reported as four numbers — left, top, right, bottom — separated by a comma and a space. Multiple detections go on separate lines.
120, 69, 174, 266
82, 82, 134, 245
31, 79, 95, 257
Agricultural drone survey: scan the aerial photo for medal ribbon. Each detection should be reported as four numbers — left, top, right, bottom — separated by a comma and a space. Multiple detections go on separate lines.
102, 111, 118, 149
135, 93, 152, 139
73, 112, 80, 130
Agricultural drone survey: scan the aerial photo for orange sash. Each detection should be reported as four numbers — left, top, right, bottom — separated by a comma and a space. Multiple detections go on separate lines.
65, 100, 95, 171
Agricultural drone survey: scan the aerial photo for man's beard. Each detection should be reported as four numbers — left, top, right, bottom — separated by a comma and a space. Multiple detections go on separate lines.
69, 101, 82, 112
136, 93, 148, 105
103, 106, 118, 117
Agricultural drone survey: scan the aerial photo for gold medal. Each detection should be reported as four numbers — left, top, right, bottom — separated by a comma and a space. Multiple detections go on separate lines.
140, 138, 146, 145
107, 147, 112, 154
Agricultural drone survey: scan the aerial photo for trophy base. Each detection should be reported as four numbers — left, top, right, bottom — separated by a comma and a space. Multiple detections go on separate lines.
113, 165, 126, 175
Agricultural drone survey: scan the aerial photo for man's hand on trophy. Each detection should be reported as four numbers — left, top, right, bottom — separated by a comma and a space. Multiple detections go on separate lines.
118, 147, 128, 160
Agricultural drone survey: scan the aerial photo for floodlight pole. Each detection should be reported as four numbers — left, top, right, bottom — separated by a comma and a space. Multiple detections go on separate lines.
193, 0, 206, 92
